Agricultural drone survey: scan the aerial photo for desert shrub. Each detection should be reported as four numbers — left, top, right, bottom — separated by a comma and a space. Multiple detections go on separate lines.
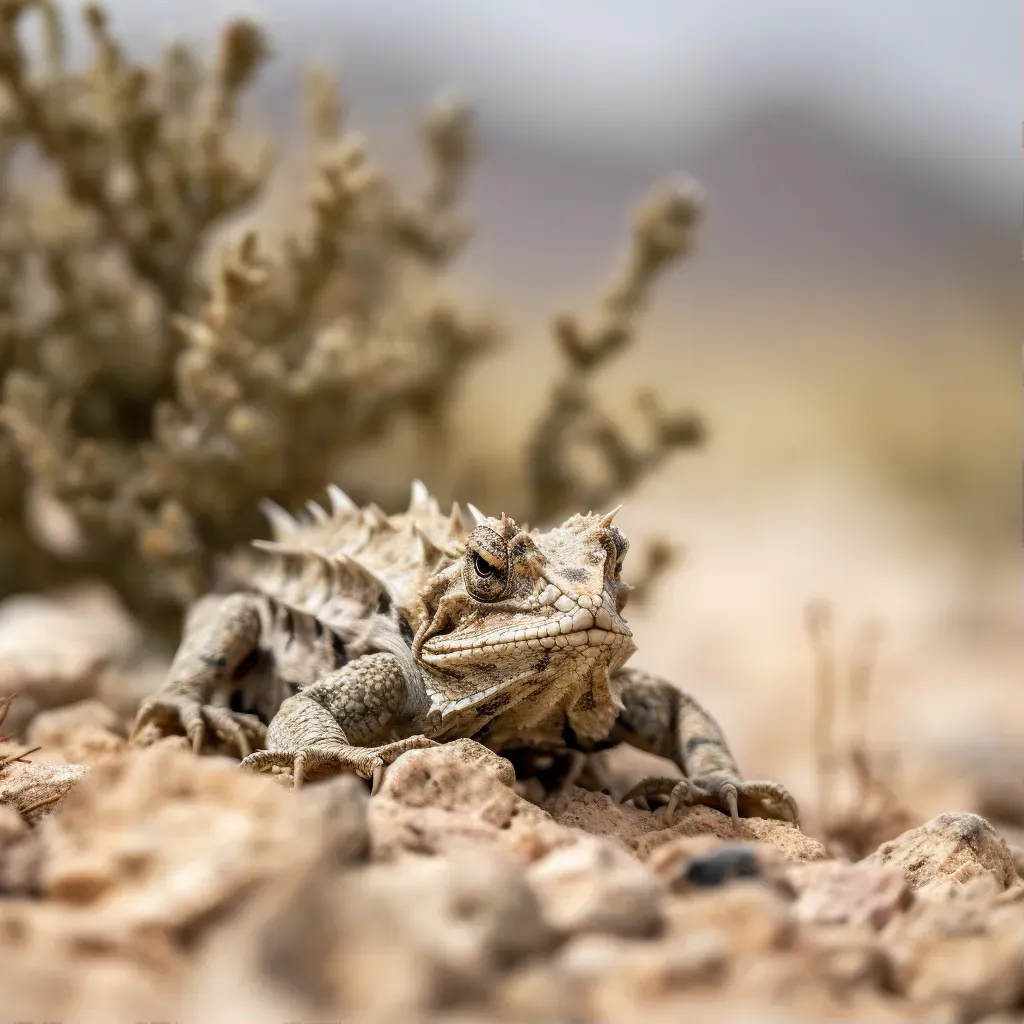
0, 0, 703, 633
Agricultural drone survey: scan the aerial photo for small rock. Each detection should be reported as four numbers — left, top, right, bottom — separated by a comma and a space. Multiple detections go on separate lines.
800, 925, 893, 992
379, 739, 522, 825
662, 879, 796, 956
680, 843, 763, 888
370, 739, 560, 862
38, 743, 365, 940
868, 812, 1019, 892
299, 774, 371, 866
0, 900, 183, 1022
496, 960, 584, 1024
791, 860, 913, 930
370, 799, 514, 860
0, 745, 89, 823
649, 836, 798, 900
27, 699, 126, 765
528, 834, 663, 939
0, 586, 141, 736
559, 930, 729, 997
0, 802, 42, 896
646, 834, 728, 879
189, 848, 554, 1020
881, 879, 1024, 1019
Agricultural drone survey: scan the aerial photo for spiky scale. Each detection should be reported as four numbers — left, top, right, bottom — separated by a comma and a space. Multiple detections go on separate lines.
327, 485, 358, 515
241, 482, 474, 665
600, 505, 622, 528
259, 499, 299, 539
364, 504, 391, 531
306, 500, 329, 524
413, 523, 444, 569
409, 479, 436, 516
450, 502, 473, 534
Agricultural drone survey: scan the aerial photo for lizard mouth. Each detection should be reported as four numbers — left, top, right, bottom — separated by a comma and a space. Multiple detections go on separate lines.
420, 609, 633, 660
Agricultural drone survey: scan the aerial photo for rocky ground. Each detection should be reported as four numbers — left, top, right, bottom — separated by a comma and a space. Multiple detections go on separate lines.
1, 589, 1022, 1024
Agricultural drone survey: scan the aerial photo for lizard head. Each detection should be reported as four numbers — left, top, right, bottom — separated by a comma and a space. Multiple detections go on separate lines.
412, 508, 637, 737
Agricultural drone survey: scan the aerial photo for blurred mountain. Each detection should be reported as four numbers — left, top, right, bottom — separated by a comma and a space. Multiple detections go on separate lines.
259, 88, 1016, 314
453, 98, 1016, 314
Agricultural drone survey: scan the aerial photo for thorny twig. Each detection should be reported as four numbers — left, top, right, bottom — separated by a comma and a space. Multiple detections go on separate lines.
805, 600, 838, 823
0, 745, 40, 769
805, 600, 917, 859
0, 4, 495, 631
525, 178, 706, 526
15, 791, 60, 815
0, 692, 60, 824
625, 537, 680, 607
0, 691, 14, 740
0, 3, 709, 636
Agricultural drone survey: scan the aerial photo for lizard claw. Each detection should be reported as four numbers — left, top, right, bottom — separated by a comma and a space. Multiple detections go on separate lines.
624, 772, 798, 827
370, 759, 387, 795
722, 783, 740, 826
131, 694, 266, 759
240, 736, 439, 791
187, 721, 205, 755
621, 775, 681, 813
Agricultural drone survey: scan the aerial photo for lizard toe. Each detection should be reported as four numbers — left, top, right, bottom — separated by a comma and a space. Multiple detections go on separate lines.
202, 705, 267, 758
619, 775, 681, 812
686, 772, 800, 825
665, 778, 704, 824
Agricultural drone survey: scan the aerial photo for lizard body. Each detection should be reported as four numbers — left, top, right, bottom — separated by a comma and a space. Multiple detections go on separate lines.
130, 481, 797, 824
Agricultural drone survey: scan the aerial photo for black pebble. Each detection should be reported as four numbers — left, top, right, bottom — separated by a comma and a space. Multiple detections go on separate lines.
678, 843, 763, 890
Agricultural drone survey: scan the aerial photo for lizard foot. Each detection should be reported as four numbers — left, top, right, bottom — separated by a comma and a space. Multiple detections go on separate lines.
240, 735, 440, 791
130, 695, 267, 758
621, 771, 799, 827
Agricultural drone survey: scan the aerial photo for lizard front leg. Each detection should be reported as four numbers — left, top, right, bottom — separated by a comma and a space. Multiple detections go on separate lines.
130, 593, 268, 757
240, 652, 438, 790
609, 667, 799, 826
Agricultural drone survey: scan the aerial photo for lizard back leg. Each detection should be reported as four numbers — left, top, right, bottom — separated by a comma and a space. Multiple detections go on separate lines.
241, 652, 438, 789
130, 593, 268, 757
609, 667, 798, 826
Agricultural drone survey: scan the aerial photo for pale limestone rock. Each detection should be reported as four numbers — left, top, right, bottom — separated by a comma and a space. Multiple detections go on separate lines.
27, 699, 127, 765
881, 877, 1024, 1020
0, 586, 142, 736
527, 833, 663, 938
868, 811, 1019, 892
791, 859, 913, 929
370, 738, 570, 862
186, 849, 554, 1021
38, 744, 366, 932
0, 746, 89, 823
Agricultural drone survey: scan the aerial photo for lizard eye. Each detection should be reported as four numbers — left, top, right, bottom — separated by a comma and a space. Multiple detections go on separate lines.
609, 526, 629, 575
463, 526, 510, 602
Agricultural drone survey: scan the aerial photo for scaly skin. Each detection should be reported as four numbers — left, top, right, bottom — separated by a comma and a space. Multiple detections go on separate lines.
130, 482, 798, 825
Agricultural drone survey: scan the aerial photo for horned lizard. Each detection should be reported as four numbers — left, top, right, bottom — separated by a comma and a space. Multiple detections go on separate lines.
130, 482, 798, 825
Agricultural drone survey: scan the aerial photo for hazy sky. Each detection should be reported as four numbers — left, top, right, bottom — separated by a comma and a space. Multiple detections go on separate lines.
48, 1, 1018, 211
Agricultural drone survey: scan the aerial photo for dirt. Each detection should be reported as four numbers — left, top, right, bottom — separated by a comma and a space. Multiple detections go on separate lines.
0, 681, 1019, 1023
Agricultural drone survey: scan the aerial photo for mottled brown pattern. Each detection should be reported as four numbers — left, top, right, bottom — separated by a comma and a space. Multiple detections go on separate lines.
130, 482, 796, 822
